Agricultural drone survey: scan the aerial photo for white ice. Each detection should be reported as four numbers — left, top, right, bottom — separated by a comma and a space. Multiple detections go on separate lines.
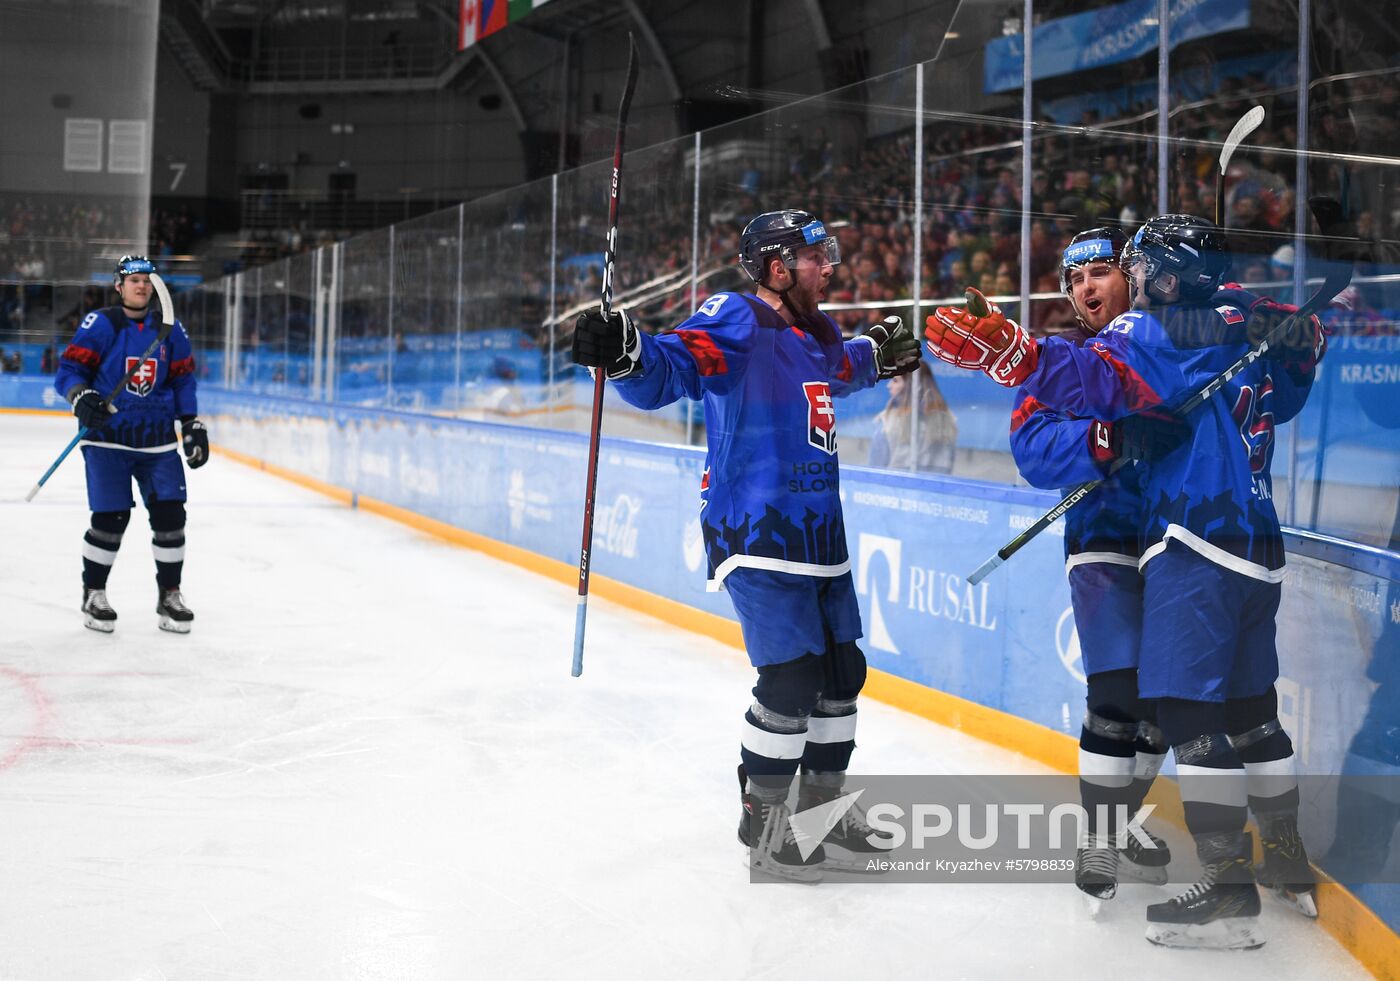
0, 415, 1374, 980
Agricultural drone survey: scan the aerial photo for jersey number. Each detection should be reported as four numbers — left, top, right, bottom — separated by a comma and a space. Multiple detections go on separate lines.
1231, 377, 1276, 475
698, 294, 729, 318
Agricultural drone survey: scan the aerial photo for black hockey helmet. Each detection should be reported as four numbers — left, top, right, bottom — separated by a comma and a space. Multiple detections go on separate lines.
1121, 215, 1231, 306
737, 210, 841, 285
113, 254, 155, 290
1058, 226, 1130, 296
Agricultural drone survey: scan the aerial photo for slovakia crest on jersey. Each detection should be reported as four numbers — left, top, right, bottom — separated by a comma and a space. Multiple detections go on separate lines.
1216, 305, 1245, 326
803, 381, 837, 455
125, 356, 158, 396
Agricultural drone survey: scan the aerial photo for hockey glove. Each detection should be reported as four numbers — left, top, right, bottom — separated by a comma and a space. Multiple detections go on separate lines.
1088, 412, 1190, 468
572, 307, 641, 380
924, 287, 1038, 387
71, 388, 113, 430
1245, 297, 1324, 378
863, 316, 922, 380
180, 416, 209, 468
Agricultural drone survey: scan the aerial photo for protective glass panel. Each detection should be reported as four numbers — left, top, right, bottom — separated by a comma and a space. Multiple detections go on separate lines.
337, 228, 393, 407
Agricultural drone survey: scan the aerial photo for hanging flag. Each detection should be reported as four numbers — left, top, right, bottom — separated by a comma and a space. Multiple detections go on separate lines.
458, 0, 478, 50
479, 0, 509, 39
509, 0, 532, 20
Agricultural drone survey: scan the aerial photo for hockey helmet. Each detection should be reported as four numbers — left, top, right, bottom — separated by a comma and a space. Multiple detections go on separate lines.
113, 254, 155, 290
737, 210, 840, 284
1121, 215, 1231, 306
1058, 227, 1129, 297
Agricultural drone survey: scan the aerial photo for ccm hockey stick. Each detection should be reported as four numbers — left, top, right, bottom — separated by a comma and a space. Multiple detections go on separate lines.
26, 272, 177, 502
1216, 106, 1265, 227
573, 34, 640, 678
967, 246, 1353, 586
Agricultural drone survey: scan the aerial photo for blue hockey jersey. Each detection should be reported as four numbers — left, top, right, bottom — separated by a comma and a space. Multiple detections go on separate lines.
610, 291, 877, 588
55, 305, 198, 451
1019, 287, 1313, 581
1009, 325, 1147, 564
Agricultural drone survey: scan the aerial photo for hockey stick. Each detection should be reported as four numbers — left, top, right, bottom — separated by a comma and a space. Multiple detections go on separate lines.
966, 260, 1353, 586
26, 273, 177, 502
572, 34, 640, 678
1215, 106, 1265, 227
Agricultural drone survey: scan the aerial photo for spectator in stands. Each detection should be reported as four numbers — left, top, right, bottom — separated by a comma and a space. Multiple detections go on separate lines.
868, 362, 958, 474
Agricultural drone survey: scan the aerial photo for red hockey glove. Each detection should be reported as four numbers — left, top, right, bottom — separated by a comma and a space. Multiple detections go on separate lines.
1245, 297, 1325, 378
924, 287, 1038, 387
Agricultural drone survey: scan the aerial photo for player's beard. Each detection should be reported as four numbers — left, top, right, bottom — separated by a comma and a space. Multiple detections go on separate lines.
785, 280, 823, 318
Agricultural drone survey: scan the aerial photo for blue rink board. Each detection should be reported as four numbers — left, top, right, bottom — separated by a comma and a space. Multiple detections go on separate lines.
13, 386, 1400, 933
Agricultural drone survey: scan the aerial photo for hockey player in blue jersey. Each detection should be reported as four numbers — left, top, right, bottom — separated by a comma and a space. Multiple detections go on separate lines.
1009, 227, 1180, 907
927, 215, 1324, 947
55, 256, 209, 634
571, 210, 920, 881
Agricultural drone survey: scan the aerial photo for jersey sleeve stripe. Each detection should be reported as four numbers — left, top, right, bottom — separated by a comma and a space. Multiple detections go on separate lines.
835, 352, 854, 384
1090, 344, 1163, 413
169, 356, 196, 379
61, 344, 101, 369
1010, 394, 1047, 433
675, 329, 728, 376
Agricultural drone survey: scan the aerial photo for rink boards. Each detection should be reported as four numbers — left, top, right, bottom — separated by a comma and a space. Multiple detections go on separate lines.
10, 387, 1400, 966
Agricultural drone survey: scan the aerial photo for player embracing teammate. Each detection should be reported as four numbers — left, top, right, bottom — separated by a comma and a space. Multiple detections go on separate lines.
571, 210, 920, 882
927, 215, 1323, 949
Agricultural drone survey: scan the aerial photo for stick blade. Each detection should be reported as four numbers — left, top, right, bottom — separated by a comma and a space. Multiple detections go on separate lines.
149, 272, 175, 328
1220, 106, 1266, 174
24, 483, 40, 502
571, 598, 587, 677
967, 554, 1004, 586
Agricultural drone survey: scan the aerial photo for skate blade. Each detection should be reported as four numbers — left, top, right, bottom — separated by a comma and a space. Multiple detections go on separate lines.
1267, 885, 1318, 918
745, 855, 822, 884
1146, 918, 1266, 950
158, 616, 192, 634
1079, 890, 1110, 919
84, 615, 115, 633
1119, 858, 1169, 886
820, 849, 892, 875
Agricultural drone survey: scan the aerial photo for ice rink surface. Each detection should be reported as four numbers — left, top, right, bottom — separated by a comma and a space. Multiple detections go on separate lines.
0, 414, 1375, 980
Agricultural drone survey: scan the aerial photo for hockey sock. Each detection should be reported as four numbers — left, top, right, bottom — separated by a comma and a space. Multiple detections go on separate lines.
1160, 698, 1248, 836
148, 499, 186, 589
801, 697, 857, 773
1228, 689, 1300, 817
741, 700, 808, 786
1080, 709, 1139, 837
1079, 670, 1141, 837
1131, 717, 1168, 813
82, 510, 130, 588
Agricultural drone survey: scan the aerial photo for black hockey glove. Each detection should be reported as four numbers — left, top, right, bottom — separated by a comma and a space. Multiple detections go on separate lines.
180, 416, 209, 468
1088, 412, 1189, 467
71, 388, 112, 430
572, 308, 641, 380
864, 315, 922, 380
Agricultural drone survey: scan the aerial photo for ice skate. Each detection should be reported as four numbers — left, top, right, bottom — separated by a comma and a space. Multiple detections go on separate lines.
737, 767, 822, 883
1146, 831, 1264, 950
1256, 813, 1318, 918
156, 587, 194, 634
1120, 823, 1171, 885
799, 775, 896, 873
82, 587, 117, 633
1076, 834, 1119, 913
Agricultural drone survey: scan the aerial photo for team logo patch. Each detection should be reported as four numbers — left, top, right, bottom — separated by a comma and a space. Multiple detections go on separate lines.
125, 356, 158, 396
1216, 304, 1245, 325
803, 381, 837, 455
